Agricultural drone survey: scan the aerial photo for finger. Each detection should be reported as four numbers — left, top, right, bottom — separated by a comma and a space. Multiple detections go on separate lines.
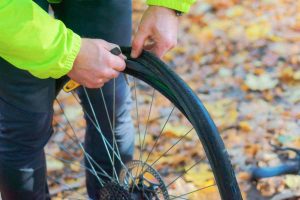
96, 82, 104, 88
99, 40, 125, 58
150, 43, 168, 58
131, 28, 149, 58
144, 39, 156, 51
119, 54, 127, 60
102, 78, 110, 83
110, 46, 127, 60
102, 68, 120, 79
83, 78, 98, 88
107, 53, 126, 71
85, 82, 98, 89
100, 39, 118, 51
96, 79, 104, 85
110, 70, 120, 79
102, 46, 126, 71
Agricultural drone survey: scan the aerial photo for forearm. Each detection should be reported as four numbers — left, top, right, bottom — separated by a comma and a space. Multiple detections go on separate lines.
146, 0, 196, 13
0, 0, 81, 79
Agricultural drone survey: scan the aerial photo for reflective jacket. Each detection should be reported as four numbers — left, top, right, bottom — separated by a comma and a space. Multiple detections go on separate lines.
0, 0, 195, 79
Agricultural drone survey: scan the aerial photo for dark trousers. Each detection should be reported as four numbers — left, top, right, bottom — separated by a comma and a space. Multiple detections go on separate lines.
0, 0, 134, 199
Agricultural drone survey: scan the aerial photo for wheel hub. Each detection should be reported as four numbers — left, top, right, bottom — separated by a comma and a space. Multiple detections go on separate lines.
98, 160, 169, 200
120, 160, 169, 200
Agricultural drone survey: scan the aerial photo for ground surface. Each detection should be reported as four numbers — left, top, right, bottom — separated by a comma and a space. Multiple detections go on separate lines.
46, 0, 300, 199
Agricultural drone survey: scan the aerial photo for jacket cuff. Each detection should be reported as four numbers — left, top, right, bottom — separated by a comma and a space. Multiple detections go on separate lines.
50, 31, 81, 79
146, 0, 192, 13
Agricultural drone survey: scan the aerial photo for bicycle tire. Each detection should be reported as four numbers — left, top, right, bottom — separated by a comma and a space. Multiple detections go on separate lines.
120, 47, 242, 200
52, 47, 242, 200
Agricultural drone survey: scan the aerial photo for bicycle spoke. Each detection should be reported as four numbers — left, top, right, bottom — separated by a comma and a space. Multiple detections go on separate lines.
50, 47, 241, 199
169, 195, 188, 200
98, 87, 122, 170
139, 88, 155, 160
83, 88, 119, 183
166, 159, 204, 188
49, 142, 111, 181
46, 153, 106, 183
169, 184, 216, 200
144, 106, 175, 165
129, 78, 142, 193
112, 78, 116, 178
135, 88, 156, 190
52, 140, 115, 183
133, 78, 142, 158
47, 175, 90, 200
53, 118, 111, 179
136, 106, 175, 180
149, 128, 194, 167
154, 159, 209, 197
55, 99, 104, 187
53, 118, 83, 152
72, 91, 138, 189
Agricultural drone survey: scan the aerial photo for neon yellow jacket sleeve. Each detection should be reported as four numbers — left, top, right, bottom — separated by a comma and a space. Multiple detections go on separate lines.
147, 0, 196, 13
0, 0, 81, 79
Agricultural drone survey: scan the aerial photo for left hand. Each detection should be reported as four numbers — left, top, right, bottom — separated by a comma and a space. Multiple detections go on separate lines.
131, 6, 179, 58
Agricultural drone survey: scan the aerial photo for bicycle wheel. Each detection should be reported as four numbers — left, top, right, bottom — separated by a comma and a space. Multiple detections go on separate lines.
47, 47, 242, 200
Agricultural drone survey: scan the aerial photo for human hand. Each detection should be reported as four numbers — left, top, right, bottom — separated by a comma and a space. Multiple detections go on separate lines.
68, 38, 126, 88
131, 6, 179, 58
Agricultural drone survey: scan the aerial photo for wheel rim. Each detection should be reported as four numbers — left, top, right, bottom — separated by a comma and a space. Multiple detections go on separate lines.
46, 48, 242, 200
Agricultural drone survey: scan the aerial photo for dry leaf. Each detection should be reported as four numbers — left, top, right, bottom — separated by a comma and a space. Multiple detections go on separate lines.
245, 74, 278, 91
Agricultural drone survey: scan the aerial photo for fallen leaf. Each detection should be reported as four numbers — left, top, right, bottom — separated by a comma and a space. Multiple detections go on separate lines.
47, 157, 64, 172
245, 73, 278, 91
163, 124, 194, 139
285, 175, 300, 189
70, 161, 81, 173
239, 121, 252, 132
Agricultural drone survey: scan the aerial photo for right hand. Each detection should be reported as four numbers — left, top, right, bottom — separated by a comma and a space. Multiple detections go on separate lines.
67, 38, 126, 88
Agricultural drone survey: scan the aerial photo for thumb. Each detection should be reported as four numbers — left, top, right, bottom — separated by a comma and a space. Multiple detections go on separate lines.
131, 29, 149, 58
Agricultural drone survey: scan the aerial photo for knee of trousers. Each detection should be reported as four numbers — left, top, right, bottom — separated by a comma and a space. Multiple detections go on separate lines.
0, 97, 53, 169
0, 166, 48, 200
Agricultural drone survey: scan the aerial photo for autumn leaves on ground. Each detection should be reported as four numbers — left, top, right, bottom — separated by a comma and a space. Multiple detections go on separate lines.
171, 0, 300, 199
46, 0, 300, 199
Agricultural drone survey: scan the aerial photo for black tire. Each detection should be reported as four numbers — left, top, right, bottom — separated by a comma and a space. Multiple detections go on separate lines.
52, 47, 242, 200
120, 47, 242, 200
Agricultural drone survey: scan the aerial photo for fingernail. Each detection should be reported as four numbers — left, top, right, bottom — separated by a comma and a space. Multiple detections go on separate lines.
131, 51, 137, 58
